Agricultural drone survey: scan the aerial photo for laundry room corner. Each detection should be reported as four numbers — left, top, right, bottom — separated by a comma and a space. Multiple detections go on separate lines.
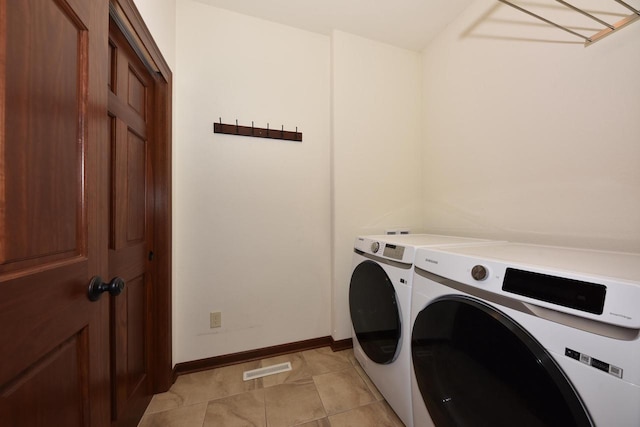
418, 0, 640, 253
330, 30, 424, 341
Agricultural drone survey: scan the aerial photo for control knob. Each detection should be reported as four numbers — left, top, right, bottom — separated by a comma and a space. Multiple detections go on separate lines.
371, 242, 380, 253
471, 265, 489, 281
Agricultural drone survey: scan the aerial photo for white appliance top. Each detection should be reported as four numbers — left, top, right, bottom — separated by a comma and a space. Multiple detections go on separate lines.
354, 234, 495, 264
414, 243, 640, 329
416, 243, 640, 283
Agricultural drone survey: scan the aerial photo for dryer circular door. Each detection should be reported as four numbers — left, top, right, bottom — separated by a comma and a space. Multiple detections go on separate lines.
349, 260, 401, 364
411, 295, 593, 427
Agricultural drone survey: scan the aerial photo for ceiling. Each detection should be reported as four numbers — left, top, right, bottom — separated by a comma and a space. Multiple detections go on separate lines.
193, 0, 477, 51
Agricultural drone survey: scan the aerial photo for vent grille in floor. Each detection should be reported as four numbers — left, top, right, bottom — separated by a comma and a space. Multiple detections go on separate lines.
243, 362, 292, 381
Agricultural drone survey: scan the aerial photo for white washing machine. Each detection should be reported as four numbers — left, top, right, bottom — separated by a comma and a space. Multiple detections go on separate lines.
410, 243, 640, 427
349, 234, 496, 427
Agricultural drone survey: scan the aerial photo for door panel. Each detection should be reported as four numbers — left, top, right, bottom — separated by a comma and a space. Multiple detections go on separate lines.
111, 117, 147, 250
1, 329, 90, 426
125, 129, 147, 242
0, 0, 110, 426
2, 0, 85, 271
108, 17, 154, 425
127, 68, 147, 117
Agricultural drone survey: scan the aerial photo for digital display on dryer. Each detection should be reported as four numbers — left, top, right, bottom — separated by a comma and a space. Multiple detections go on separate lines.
503, 268, 606, 315
383, 244, 405, 260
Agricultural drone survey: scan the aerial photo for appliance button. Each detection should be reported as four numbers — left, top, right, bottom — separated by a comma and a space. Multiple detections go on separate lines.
471, 265, 489, 281
371, 242, 380, 253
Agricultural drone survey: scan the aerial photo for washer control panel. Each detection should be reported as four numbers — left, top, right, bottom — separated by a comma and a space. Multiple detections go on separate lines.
413, 244, 640, 330
565, 348, 623, 379
371, 242, 380, 253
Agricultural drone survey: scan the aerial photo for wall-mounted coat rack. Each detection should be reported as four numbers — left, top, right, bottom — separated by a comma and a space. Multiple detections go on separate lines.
213, 119, 302, 142
498, 0, 640, 46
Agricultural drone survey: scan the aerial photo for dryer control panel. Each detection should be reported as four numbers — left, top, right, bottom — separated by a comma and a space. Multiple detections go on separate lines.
354, 236, 414, 264
383, 244, 405, 260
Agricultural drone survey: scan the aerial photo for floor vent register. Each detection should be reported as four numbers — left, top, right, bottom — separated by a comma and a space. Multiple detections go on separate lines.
243, 362, 292, 381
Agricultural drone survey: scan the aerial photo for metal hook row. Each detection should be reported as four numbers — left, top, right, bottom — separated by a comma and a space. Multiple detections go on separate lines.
218, 117, 298, 135
214, 118, 302, 142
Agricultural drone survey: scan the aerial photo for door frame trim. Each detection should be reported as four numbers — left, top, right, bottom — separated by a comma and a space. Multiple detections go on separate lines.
109, 0, 173, 393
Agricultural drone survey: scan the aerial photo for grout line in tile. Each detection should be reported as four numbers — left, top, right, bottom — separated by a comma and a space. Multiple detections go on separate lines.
262, 387, 268, 427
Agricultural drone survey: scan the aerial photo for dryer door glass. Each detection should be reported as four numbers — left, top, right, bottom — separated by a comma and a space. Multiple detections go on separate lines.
349, 260, 401, 364
411, 295, 593, 427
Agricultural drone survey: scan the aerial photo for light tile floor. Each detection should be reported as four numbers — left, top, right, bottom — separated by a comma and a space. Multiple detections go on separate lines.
138, 347, 405, 427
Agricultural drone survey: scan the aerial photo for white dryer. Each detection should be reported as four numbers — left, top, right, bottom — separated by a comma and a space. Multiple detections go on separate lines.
410, 243, 640, 427
349, 234, 495, 427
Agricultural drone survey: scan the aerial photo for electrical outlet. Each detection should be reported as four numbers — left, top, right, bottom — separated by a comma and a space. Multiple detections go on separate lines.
210, 311, 222, 328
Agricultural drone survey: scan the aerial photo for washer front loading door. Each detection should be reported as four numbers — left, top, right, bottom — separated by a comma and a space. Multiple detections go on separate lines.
350, 260, 401, 364
411, 295, 594, 427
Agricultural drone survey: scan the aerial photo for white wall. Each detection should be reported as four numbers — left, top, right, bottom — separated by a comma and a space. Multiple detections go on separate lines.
174, 0, 331, 363
331, 31, 422, 340
133, 0, 176, 71
420, 0, 640, 253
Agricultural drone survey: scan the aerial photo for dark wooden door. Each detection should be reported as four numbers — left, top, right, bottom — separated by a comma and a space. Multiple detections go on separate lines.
107, 18, 155, 427
0, 0, 111, 426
